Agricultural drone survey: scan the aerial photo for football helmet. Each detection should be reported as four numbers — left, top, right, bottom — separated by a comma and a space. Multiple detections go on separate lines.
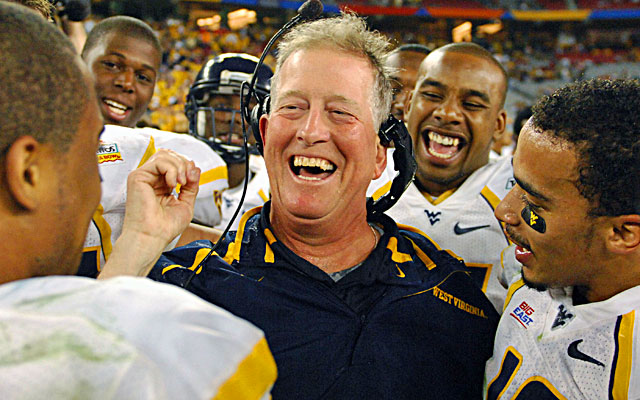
185, 53, 273, 164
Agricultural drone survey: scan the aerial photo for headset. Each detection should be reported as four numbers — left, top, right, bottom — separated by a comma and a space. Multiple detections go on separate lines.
242, 0, 416, 218
242, 0, 417, 217
183, 0, 417, 289
248, 95, 416, 217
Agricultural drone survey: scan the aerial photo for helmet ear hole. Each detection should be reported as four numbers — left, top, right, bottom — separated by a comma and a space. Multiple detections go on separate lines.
250, 95, 270, 155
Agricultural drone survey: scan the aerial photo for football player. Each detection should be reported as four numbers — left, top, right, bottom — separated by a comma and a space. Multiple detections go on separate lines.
0, 4, 276, 398
387, 44, 430, 122
185, 53, 273, 231
79, 16, 228, 275
370, 42, 513, 311
484, 78, 640, 399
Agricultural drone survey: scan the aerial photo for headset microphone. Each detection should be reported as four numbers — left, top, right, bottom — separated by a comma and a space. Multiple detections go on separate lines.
243, 0, 324, 121
208, 0, 324, 256
186, 2, 414, 288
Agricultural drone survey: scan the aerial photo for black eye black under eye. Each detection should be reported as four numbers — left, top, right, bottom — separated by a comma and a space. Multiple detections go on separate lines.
521, 204, 546, 234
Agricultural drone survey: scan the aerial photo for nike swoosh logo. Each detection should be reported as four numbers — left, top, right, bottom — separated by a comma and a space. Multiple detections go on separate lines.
396, 265, 406, 278
567, 339, 605, 367
453, 222, 490, 235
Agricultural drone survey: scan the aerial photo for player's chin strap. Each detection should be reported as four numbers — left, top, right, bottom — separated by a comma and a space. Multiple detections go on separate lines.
366, 115, 417, 217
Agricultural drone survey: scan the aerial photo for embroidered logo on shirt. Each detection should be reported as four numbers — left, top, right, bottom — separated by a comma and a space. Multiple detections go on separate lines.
424, 209, 441, 225
97, 142, 124, 164
453, 222, 490, 235
568, 339, 605, 367
510, 301, 535, 328
551, 304, 575, 330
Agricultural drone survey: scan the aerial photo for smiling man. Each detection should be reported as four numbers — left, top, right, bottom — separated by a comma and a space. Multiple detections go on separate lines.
77, 16, 228, 276
82, 16, 160, 128
484, 79, 640, 399
0, 3, 275, 397
113, 13, 500, 399
374, 42, 513, 311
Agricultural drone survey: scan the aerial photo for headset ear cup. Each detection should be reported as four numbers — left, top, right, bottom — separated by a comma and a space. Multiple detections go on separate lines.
367, 114, 417, 216
250, 95, 270, 155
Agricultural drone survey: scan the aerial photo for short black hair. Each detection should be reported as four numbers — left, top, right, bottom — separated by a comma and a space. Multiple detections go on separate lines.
81, 16, 162, 62
434, 42, 508, 107
0, 1, 89, 155
394, 43, 431, 56
532, 78, 640, 217
5, 0, 52, 19
513, 106, 532, 139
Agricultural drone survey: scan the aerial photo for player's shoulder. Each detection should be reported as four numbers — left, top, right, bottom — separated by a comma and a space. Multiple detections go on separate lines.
391, 218, 466, 271
476, 155, 515, 199
137, 127, 226, 168
99, 124, 155, 166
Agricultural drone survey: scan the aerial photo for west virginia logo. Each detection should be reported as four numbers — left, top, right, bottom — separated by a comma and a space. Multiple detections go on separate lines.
521, 205, 546, 233
529, 211, 538, 225
505, 178, 516, 190
424, 209, 441, 225
551, 304, 575, 330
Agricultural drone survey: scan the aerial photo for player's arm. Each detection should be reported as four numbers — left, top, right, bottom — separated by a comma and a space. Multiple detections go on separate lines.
176, 223, 223, 247
99, 150, 200, 279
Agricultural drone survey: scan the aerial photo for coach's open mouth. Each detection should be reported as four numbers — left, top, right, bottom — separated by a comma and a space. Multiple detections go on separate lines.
290, 155, 336, 181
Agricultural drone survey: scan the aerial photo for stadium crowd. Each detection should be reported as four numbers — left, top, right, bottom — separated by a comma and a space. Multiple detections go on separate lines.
74, 8, 640, 132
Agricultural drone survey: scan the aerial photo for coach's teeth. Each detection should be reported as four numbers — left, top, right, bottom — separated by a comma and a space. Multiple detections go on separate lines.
428, 131, 460, 147
293, 156, 335, 171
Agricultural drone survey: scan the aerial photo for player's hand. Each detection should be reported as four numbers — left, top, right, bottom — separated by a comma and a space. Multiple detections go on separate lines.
123, 149, 200, 241
99, 150, 200, 279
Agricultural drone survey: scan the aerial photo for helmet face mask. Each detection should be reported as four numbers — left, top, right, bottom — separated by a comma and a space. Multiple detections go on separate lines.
186, 53, 272, 164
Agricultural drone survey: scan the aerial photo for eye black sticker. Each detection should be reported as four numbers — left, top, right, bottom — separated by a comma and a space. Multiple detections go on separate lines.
521, 205, 546, 233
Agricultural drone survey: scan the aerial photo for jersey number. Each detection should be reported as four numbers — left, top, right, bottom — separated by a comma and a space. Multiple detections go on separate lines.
487, 347, 565, 400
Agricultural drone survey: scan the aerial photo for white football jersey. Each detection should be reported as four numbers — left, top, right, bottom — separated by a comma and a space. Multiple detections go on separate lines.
215, 155, 270, 232
82, 125, 228, 275
369, 150, 518, 312
484, 280, 640, 399
137, 127, 228, 227
0, 276, 276, 400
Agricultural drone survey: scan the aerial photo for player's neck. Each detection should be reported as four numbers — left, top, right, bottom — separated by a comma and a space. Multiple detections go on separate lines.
228, 162, 250, 189
575, 257, 640, 304
414, 174, 464, 199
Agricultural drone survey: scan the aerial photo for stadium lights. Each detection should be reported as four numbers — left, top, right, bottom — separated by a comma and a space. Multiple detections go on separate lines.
477, 21, 503, 35
197, 14, 221, 30
452, 21, 472, 42
228, 8, 257, 30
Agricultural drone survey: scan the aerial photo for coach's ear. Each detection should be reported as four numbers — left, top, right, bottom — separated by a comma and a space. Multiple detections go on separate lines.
259, 113, 269, 151
607, 214, 640, 255
4, 136, 46, 211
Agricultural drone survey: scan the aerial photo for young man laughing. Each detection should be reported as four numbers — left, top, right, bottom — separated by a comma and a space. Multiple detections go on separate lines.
485, 78, 640, 399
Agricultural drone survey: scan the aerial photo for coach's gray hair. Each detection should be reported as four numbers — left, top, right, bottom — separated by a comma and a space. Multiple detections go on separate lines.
270, 12, 394, 130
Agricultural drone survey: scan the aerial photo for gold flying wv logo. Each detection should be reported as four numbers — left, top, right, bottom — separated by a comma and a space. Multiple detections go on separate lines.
529, 211, 538, 225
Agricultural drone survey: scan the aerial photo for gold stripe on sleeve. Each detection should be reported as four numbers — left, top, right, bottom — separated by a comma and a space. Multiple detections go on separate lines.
371, 181, 391, 201
212, 337, 277, 400
503, 279, 525, 313
200, 166, 228, 185
92, 204, 112, 268
611, 310, 635, 400
480, 186, 501, 209
136, 136, 156, 168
